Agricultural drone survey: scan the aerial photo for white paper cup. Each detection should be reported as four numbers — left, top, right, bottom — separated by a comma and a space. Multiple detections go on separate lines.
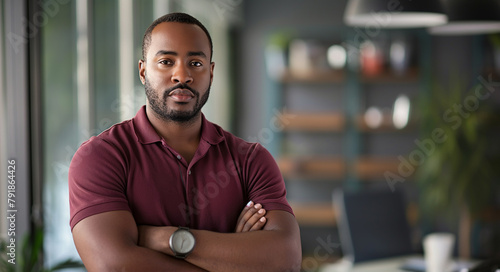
423, 233, 455, 272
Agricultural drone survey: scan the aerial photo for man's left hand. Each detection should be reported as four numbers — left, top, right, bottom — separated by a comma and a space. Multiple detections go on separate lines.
234, 201, 267, 233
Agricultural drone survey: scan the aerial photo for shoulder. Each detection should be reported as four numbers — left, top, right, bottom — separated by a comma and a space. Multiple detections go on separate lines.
208, 121, 265, 158
209, 122, 275, 168
94, 119, 136, 146
70, 119, 136, 171
83, 119, 136, 150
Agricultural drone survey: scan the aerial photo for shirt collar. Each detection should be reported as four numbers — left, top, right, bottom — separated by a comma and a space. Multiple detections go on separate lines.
133, 106, 162, 144
200, 114, 225, 145
132, 106, 224, 146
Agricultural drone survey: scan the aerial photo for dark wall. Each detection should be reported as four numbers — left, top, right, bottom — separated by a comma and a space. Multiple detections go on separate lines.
234, 0, 347, 139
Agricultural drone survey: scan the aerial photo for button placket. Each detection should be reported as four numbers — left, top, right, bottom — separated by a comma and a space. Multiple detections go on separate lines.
184, 166, 195, 227
185, 167, 191, 184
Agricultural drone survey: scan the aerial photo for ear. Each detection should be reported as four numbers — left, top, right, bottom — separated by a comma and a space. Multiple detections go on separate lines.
138, 59, 146, 85
210, 61, 215, 85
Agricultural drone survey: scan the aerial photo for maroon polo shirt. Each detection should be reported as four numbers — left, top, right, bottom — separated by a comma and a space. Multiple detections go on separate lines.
69, 106, 293, 232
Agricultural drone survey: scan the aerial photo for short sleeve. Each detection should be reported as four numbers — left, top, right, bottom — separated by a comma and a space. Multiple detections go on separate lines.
69, 137, 131, 230
244, 143, 294, 216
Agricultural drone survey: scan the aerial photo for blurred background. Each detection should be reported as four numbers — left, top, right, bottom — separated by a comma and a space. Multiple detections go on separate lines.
1, 0, 500, 271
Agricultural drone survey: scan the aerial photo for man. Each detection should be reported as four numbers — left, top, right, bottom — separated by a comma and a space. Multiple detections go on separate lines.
69, 12, 301, 272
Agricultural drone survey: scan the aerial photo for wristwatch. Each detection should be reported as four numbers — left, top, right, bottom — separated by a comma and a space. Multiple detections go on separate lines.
169, 227, 196, 259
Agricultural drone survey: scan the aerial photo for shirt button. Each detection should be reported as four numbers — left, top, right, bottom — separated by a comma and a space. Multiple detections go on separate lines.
176, 155, 182, 160
188, 170, 192, 175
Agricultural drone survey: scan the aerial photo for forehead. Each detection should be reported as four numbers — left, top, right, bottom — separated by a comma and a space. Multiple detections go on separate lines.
148, 22, 211, 59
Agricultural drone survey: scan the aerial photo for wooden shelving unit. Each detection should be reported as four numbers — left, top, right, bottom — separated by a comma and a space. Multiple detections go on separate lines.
279, 69, 345, 84
290, 202, 336, 226
267, 31, 424, 230
355, 114, 417, 132
278, 157, 346, 180
280, 112, 345, 132
361, 68, 419, 84
278, 155, 409, 182
354, 156, 401, 181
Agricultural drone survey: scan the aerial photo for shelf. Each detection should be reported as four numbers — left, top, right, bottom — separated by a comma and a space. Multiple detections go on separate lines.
354, 156, 402, 181
356, 114, 417, 132
278, 68, 418, 84
279, 69, 345, 84
290, 202, 336, 226
280, 112, 345, 132
278, 157, 345, 180
278, 156, 409, 181
361, 68, 419, 84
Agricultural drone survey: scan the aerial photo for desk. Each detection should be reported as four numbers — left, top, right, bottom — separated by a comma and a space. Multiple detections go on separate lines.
320, 255, 479, 272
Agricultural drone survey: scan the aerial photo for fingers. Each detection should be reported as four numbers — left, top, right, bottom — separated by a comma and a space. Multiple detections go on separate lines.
235, 201, 254, 226
243, 204, 266, 232
248, 211, 267, 232
234, 201, 267, 233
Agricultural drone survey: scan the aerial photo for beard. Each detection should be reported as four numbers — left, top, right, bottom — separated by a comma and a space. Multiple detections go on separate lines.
144, 77, 210, 124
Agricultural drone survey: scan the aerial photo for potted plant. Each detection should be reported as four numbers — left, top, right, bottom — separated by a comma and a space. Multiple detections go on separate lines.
0, 226, 84, 272
417, 75, 500, 259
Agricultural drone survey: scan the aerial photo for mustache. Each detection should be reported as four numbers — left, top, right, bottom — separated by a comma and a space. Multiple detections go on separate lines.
164, 83, 198, 97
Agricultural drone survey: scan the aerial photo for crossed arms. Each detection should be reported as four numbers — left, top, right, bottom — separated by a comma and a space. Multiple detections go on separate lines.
72, 202, 302, 272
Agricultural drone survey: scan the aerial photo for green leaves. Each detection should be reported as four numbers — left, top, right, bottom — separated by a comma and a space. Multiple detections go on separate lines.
0, 227, 84, 272
417, 76, 500, 220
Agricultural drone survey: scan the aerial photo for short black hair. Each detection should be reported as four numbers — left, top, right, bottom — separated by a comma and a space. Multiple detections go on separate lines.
141, 12, 213, 61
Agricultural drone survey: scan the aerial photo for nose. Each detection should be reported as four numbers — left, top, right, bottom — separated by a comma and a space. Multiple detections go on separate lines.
171, 63, 193, 84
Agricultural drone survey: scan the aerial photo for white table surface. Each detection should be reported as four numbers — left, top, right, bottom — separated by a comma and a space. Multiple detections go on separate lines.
320, 255, 479, 272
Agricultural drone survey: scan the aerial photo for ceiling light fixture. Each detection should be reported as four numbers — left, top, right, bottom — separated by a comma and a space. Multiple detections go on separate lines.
429, 0, 500, 35
344, 0, 448, 28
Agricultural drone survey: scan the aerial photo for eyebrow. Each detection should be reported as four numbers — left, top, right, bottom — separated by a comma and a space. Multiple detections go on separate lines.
155, 50, 207, 58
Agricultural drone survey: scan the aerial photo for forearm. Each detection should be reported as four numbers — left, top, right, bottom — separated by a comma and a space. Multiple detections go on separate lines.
72, 211, 207, 272
188, 228, 301, 272
141, 211, 302, 272
89, 245, 206, 272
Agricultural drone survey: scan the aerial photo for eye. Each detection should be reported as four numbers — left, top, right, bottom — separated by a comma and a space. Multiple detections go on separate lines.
190, 61, 202, 67
159, 59, 173, 66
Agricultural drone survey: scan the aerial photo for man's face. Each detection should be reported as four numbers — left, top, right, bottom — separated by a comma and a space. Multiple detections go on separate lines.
139, 22, 214, 123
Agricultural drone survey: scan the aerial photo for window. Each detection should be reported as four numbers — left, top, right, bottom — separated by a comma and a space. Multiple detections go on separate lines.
0, 0, 6, 239
40, 0, 233, 267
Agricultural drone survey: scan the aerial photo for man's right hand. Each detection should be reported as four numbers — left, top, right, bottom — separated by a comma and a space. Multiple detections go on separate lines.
234, 201, 267, 233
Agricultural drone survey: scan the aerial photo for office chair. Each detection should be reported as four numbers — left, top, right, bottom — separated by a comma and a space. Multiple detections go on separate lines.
334, 188, 414, 263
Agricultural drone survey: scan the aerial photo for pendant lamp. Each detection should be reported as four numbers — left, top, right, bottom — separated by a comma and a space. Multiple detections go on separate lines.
344, 0, 448, 28
429, 0, 500, 35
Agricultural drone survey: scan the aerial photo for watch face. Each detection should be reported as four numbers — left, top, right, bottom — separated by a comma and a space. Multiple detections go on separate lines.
172, 229, 195, 254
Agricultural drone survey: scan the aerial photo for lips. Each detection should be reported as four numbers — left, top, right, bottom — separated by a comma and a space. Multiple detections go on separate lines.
168, 89, 195, 102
